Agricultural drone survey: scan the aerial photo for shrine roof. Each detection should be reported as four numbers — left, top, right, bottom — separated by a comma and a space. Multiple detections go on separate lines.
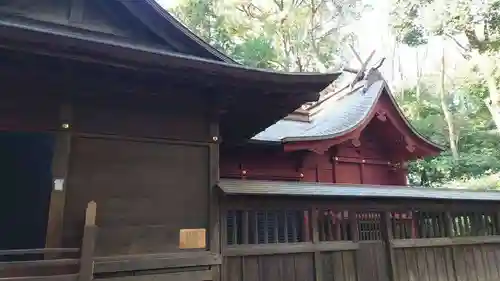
252, 71, 441, 151
253, 81, 377, 142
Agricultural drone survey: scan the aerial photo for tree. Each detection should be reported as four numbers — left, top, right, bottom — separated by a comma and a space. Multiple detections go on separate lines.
170, 0, 367, 72
390, 0, 500, 132
171, 0, 279, 68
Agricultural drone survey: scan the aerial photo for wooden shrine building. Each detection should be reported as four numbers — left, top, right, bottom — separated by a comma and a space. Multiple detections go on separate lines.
1, 1, 500, 281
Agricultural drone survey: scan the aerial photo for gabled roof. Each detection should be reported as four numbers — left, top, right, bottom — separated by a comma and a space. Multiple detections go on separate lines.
252, 70, 442, 153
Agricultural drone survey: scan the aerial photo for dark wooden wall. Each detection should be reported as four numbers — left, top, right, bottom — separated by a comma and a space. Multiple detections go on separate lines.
62, 101, 213, 256
220, 120, 407, 186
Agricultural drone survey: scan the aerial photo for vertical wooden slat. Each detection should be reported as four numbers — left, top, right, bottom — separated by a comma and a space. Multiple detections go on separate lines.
304, 210, 311, 242
311, 208, 323, 281
45, 103, 72, 251
391, 213, 397, 239
438, 212, 446, 237
426, 247, 437, 281
349, 211, 359, 242
335, 211, 342, 241
242, 211, 249, 245
381, 211, 396, 281
445, 212, 454, 237
495, 212, 500, 235
452, 246, 466, 281
254, 211, 259, 244
342, 211, 349, 241
291, 211, 298, 243
342, 251, 357, 281
221, 205, 228, 252
435, 247, 449, 281
445, 247, 458, 281
264, 212, 269, 244
420, 212, 427, 238
273, 211, 279, 243
232, 211, 238, 245
283, 210, 289, 243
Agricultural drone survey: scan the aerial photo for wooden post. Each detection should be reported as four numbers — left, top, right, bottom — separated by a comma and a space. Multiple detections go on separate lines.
208, 110, 221, 281
349, 211, 359, 242
495, 212, 500, 235
79, 201, 97, 281
381, 211, 396, 281
45, 103, 72, 251
311, 207, 323, 281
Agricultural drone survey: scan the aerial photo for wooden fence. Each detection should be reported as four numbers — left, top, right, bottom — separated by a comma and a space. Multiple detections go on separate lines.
0, 201, 97, 281
222, 197, 500, 281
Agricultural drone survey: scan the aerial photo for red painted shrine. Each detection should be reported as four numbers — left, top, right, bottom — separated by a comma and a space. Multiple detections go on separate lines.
220, 69, 442, 186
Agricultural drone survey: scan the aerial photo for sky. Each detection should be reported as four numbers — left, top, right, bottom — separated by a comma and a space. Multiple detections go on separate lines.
155, 0, 464, 87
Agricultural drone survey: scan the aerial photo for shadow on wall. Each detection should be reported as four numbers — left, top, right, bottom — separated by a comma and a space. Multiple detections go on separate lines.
0, 132, 54, 255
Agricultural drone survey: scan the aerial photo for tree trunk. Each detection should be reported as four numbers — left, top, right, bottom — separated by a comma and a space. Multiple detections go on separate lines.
439, 47, 459, 161
415, 50, 423, 119
484, 72, 500, 131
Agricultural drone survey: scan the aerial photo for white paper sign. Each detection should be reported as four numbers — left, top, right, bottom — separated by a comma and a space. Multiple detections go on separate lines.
54, 179, 65, 191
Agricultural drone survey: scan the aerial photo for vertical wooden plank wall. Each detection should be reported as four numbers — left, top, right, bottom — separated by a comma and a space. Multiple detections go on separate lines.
390, 210, 500, 281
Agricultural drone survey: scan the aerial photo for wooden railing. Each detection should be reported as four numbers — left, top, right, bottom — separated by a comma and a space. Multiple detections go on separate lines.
0, 201, 97, 281
222, 197, 500, 281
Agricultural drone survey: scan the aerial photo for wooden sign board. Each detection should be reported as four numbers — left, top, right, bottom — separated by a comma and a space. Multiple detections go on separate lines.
179, 228, 206, 249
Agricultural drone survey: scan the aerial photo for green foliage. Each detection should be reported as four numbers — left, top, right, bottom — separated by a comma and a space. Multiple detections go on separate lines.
390, 0, 500, 52
170, 0, 366, 72
400, 82, 500, 187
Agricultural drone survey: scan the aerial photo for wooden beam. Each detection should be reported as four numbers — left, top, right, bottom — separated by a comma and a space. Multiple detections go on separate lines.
45, 103, 73, 251
391, 235, 500, 248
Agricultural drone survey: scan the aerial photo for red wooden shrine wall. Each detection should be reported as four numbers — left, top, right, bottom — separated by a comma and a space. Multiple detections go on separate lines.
220, 121, 408, 186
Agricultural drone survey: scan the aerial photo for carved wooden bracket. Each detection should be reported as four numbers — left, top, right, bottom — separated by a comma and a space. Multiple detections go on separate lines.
351, 138, 361, 147
404, 136, 416, 152
310, 145, 330, 155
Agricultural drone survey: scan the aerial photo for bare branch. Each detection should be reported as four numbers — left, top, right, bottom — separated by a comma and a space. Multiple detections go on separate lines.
444, 33, 471, 53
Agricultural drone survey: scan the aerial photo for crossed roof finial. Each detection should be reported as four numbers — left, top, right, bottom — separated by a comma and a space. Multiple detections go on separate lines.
344, 46, 385, 89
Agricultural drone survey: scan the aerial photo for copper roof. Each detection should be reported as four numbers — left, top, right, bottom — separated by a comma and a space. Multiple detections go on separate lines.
252, 71, 442, 151
219, 179, 500, 201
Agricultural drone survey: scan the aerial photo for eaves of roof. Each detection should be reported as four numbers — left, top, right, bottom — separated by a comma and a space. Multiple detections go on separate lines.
219, 179, 500, 201
0, 17, 341, 88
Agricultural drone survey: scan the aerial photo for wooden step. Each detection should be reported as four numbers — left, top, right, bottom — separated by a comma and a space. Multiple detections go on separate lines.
0, 273, 78, 281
